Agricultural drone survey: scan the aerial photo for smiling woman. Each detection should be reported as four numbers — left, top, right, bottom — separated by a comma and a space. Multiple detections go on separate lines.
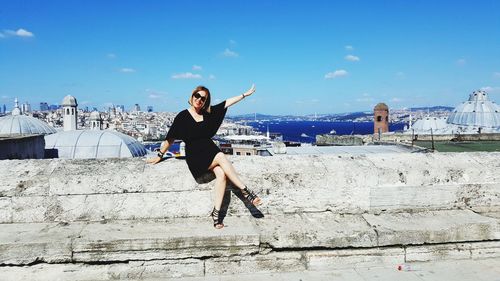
147, 84, 262, 229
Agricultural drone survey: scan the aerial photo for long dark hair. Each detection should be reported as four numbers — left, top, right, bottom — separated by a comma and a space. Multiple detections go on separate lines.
189, 85, 212, 113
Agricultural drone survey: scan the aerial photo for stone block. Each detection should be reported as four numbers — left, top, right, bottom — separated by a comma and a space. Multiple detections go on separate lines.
306, 247, 405, 270
255, 212, 377, 249
72, 217, 259, 262
205, 252, 305, 276
405, 243, 472, 262
0, 197, 12, 223
470, 241, 500, 259
363, 210, 500, 246
0, 222, 81, 265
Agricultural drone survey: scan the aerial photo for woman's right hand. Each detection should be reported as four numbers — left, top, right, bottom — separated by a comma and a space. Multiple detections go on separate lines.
146, 156, 162, 164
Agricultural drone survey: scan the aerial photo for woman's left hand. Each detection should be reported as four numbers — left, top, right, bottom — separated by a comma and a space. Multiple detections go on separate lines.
243, 84, 256, 97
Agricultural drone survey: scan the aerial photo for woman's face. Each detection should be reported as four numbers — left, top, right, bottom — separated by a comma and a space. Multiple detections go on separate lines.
192, 90, 208, 110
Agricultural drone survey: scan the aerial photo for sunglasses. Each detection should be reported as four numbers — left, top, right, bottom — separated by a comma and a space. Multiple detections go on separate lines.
193, 92, 207, 102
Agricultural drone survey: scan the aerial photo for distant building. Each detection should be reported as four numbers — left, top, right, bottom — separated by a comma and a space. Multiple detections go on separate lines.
147, 106, 153, 112
405, 90, 500, 134
0, 98, 56, 136
0, 104, 5, 114
374, 103, 389, 135
40, 102, 49, 111
21, 102, 31, 114
134, 104, 141, 112
62, 95, 78, 131
49, 104, 61, 111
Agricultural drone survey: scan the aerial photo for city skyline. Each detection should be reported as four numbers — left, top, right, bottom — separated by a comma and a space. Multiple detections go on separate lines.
1, 1, 500, 115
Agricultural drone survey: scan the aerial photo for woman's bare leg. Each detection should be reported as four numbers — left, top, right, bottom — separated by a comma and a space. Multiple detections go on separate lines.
208, 152, 262, 205
212, 166, 227, 210
208, 152, 245, 189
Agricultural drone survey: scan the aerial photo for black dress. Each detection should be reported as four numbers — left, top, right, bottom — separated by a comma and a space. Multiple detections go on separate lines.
166, 101, 228, 179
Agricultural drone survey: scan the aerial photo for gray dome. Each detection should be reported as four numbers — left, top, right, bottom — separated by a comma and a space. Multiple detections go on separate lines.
0, 115, 57, 136
62, 95, 78, 107
447, 90, 500, 128
412, 117, 449, 133
45, 130, 147, 159
89, 111, 102, 121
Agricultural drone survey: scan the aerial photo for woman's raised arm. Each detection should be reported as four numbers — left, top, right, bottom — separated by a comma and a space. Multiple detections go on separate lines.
224, 84, 255, 108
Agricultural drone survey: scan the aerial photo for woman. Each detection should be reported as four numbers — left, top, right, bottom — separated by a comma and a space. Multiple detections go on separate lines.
148, 85, 262, 229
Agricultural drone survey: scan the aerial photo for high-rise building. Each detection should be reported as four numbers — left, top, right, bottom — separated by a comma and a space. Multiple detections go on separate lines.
21, 102, 31, 114
134, 104, 141, 112
49, 104, 61, 111
1, 104, 5, 114
147, 106, 153, 112
40, 102, 49, 111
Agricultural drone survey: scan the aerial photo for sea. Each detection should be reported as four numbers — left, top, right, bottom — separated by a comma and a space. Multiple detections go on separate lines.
248, 121, 406, 143
143, 121, 407, 152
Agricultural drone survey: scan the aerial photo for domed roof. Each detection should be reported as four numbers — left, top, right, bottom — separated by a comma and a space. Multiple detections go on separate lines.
44, 130, 147, 159
374, 103, 389, 111
447, 90, 500, 128
412, 117, 449, 132
62, 95, 78, 107
89, 111, 102, 121
0, 114, 57, 136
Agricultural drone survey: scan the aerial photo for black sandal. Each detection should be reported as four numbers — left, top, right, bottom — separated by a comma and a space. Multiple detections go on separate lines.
210, 207, 224, 229
242, 186, 262, 206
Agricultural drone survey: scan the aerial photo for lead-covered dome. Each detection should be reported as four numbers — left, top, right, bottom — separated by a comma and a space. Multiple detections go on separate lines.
0, 115, 57, 136
412, 117, 449, 133
447, 90, 500, 128
44, 130, 147, 159
62, 95, 78, 107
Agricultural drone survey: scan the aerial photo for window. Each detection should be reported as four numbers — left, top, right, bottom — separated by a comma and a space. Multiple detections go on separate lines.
66, 108, 69, 115
246, 152, 251, 156
236, 152, 241, 155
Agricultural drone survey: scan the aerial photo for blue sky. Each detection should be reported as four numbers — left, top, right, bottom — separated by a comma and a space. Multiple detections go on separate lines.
1, 0, 500, 115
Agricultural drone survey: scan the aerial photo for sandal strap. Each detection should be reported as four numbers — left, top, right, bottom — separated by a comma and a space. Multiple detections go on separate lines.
243, 187, 258, 202
211, 207, 222, 226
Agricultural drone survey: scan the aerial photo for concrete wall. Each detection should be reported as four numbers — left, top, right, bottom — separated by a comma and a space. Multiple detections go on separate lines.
0, 135, 45, 160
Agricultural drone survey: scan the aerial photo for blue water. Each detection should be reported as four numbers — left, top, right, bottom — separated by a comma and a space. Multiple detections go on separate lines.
248, 121, 406, 143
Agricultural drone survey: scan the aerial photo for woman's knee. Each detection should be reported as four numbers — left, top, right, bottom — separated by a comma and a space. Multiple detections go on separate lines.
212, 166, 226, 181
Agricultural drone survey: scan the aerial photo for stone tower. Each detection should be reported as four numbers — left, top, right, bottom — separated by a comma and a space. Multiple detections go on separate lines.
62, 95, 78, 131
89, 110, 103, 130
374, 103, 389, 135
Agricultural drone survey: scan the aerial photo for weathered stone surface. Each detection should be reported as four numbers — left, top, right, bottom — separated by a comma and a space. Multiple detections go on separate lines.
306, 247, 405, 270
205, 252, 305, 276
0, 197, 11, 223
72, 217, 260, 262
0, 159, 59, 197
406, 243, 472, 262
11, 191, 212, 223
363, 210, 500, 246
0, 222, 82, 264
255, 212, 377, 248
470, 241, 500, 259
0, 259, 204, 280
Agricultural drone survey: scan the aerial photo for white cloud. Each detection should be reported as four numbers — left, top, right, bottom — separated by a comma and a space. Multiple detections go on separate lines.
311, 99, 320, 103
325, 70, 348, 79
222, 48, 239, 57
119, 68, 136, 73
208, 74, 216, 80
356, 93, 373, 103
192, 65, 202, 71
480, 86, 500, 94
456, 58, 466, 66
391, 97, 403, 103
345, 45, 353, 50
396, 72, 406, 79
345, 55, 360, 61
229, 39, 237, 46
107, 53, 117, 59
148, 94, 162, 99
0, 33, 5, 38
1, 95, 9, 99
493, 72, 500, 79
171, 72, 202, 79
5, 28, 34, 37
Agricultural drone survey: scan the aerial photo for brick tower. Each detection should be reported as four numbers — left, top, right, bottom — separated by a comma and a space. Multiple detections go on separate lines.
374, 103, 389, 135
